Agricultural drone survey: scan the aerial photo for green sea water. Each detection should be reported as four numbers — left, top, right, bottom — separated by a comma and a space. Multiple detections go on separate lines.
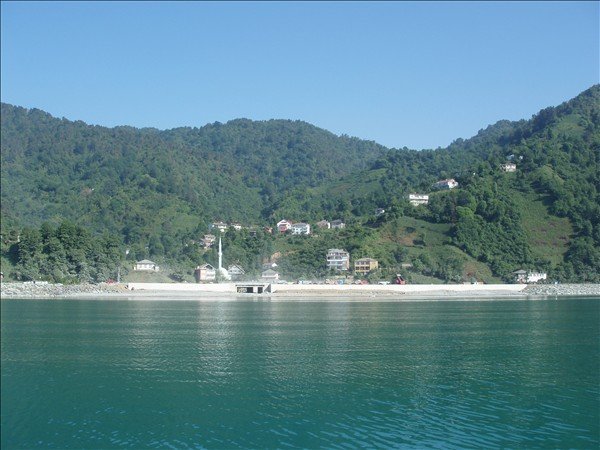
1, 298, 599, 449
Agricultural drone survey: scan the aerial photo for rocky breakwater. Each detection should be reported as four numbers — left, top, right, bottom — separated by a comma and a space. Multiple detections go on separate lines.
1, 281, 127, 299
523, 283, 600, 297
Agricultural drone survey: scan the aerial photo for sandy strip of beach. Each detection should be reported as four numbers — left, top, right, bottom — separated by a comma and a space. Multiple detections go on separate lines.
2, 282, 599, 301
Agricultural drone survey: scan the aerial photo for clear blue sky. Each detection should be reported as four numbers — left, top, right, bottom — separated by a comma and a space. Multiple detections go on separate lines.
1, 1, 598, 150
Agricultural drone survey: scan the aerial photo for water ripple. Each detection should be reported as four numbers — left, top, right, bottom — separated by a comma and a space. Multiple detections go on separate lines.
1, 298, 599, 448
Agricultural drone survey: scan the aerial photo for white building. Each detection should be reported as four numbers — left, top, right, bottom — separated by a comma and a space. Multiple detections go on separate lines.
134, 260, 159, 272
261, 269, 280, 281
433, 179, 459, 190
291, 223, 311, 235
327, 248, 350, 271
316, 220, 331, 229
227, 264, 245, 281
526, 271, 547, 283
409, 194, 429, 206
210, 222, 228, 233
331, 219, 346, 229
513, 270, 547, 283
501, 163, 517, 172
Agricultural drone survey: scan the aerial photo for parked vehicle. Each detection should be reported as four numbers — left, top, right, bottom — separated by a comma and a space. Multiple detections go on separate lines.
393, 274, 406, 285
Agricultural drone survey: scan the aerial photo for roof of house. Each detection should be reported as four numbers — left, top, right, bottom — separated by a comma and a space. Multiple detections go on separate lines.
355, 258, 377, 263
228, 264, 245, 273
137, 260, 156, 264
198, 264, 215, 270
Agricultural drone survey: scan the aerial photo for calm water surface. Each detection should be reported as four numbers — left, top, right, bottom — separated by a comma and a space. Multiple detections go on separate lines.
1, 298, 599, 449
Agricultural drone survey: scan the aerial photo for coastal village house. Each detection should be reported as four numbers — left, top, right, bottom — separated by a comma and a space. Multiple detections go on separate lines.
501, 162, 517, 172
195, 264, 216, 282
354, 258, 379, 275
316, 220, 331, 229
327, 249, 350, 271
433, 178, 459, 190
291, 222, 311, 235
261, 269, 280, 281
134, 260, 159, 272
201, 234, 216, 249
227, 264, 245, 281
231, 222, 243, 231
262, 262, 278, 271
210, 222, 229, 233
513, 270, 547, 283
331, 219, 346, 229
409, 194, 429, 206
277, 220, 292, 233
375, 208, 386, 216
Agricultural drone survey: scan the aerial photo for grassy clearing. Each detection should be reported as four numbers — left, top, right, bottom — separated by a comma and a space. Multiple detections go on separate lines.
122, 269, 178, 283
378, 216, 452, 247
511, 190, 572, 267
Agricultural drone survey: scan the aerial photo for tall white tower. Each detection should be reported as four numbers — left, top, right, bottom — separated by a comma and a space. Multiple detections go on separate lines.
218, 236, 223, 271
217, 236, 230, 280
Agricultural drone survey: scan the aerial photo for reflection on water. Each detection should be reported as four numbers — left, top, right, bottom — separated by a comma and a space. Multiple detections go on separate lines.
2, 298, 599, 448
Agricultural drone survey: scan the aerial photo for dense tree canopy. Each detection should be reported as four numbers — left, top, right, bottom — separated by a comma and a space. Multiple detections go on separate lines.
1, 85, 598, 283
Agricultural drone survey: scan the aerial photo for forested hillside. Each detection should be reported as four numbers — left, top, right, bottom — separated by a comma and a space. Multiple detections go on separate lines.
0, 105, 385, 237
278, 85, 599, 281
1, 85, 598, 283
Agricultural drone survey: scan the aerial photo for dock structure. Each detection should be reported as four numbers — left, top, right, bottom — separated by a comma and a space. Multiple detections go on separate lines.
236, 283, 272, 294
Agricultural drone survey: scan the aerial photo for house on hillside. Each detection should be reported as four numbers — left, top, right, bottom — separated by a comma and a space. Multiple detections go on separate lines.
327, 249, 350, 271
513, 270, 547, 284
262, 262, 278, 271
409, 194, 429, 206
375, 208, 386, 216
277, 220, 293, 233
134, 260, 159, 272
316, 220, 331, 229
433, 179, 459, 190
500, 162, 517, 172
210, 222, 229, 233
195, 264, 216, 282
261, 269, 280, 281
227, 264, 245, 281
201, 234, 216, 248
291, 223, 311, 235
331, 219, 346, 229
354, 258, 379, 275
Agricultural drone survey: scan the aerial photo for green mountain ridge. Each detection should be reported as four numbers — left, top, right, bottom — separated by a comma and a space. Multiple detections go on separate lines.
1, 85, 598, 283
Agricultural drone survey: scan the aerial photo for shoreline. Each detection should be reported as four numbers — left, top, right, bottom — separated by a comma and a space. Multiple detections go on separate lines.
1, 282, 599, 301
